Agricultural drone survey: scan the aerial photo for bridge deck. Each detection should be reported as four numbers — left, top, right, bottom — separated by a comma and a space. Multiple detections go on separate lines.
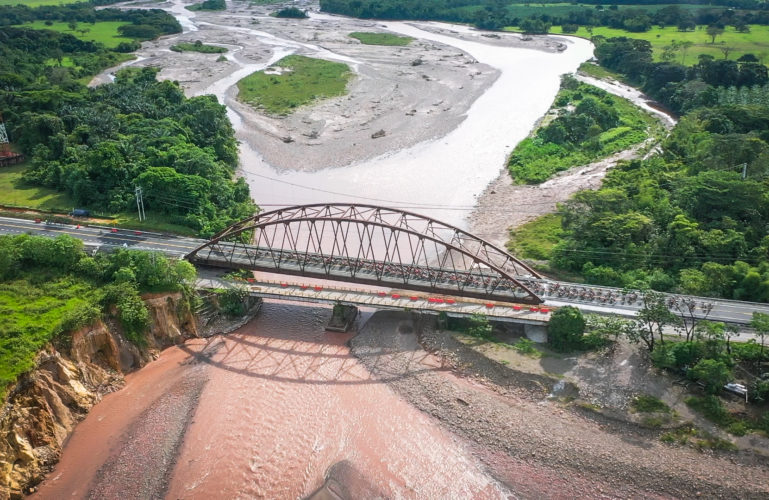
197, 277, 552, 324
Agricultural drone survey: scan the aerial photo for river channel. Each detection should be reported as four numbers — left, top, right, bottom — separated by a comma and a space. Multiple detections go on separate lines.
37, 2, 601, 498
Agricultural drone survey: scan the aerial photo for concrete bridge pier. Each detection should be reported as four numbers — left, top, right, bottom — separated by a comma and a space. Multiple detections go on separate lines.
326, 303, 359, 332
524, 323, 548, 343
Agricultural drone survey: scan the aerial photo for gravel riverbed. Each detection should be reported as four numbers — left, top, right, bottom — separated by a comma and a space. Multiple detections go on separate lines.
350, 311, 769, 499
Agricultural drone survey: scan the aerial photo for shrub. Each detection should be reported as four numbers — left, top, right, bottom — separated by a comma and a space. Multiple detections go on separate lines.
548, 306, 585, 352
274, 7, 307, 18
685, 395, 733, 427
216, 286, 249, 317
689, 358, 732, 394
631, 394, 671, 413
467, 313, 493, 340
513, 338, 541, 357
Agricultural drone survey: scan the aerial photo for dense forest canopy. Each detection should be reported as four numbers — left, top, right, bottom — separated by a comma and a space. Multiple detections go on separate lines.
534, 37, 769, 300
0, 4, 255, 236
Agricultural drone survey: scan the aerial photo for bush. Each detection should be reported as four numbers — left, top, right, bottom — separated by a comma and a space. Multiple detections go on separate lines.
689, 358, 732, 394
685, 395, 733, 428
467, 313, 493, 340
548, 306, 585, 352
216, 286, 249, 317
274, 7, 307, 18
631, 394, 671, 413
513, 338, 541, 357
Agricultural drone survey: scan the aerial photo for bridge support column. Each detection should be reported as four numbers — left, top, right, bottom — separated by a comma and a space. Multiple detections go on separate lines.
524, 323, 548, 344
326, 303, 358, 333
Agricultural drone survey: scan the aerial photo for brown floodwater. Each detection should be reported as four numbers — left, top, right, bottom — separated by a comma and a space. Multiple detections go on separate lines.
34, 301, 509, 499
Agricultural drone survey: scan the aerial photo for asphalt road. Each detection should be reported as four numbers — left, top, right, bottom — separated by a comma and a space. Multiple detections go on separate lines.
3, 215, 769, 325
0, 216, 201, 257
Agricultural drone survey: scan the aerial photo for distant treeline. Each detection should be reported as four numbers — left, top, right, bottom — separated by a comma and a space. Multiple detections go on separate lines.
0, 3, 181, 40
320, 0, 769, 31
594, 36, 768, 113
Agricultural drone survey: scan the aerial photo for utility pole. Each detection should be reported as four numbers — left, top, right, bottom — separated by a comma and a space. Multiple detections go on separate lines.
135, 186, 145, 221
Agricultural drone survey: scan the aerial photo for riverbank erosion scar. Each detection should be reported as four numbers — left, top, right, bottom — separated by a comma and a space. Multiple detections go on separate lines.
0, 292, 196, 500
349, 311, 769, 498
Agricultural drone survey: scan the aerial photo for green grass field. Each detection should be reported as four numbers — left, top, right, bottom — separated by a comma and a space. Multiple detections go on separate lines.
237, 55, 352, 115
0, 277, 95, 399
0, 163, 76, 211
553, 25, 769, 66
14, 20, 132, 48
349, 32, 413, 46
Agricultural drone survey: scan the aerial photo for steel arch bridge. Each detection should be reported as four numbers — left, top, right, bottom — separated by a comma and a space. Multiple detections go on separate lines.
186, 204, 544, 304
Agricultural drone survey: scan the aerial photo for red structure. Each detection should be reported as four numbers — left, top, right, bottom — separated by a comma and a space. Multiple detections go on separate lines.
0, 113, 24, 167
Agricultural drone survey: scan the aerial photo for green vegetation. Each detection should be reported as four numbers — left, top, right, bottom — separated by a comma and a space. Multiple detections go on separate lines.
0, 234, 196, 399
661, 423, 737, 451
631, 394, 671, 413
547, 306, 585, 352
578, 61, 621, 80
507, 76, 659, 184
1, 4, 181, 40
273, 6, 307, 18
349, 32, 413, 46
215, 286, 250, 317
187, 0, 225, 11
3, 55, 255, 235
15, 20, 132, 48
0, 163, 76, 211
507, 213, 562, 261
320, 0, 769, 34
560, 25, 769, 67
466, 313, 493, 340
170, 40, 227, 53
237, 55, 352, 115
512, 338, 542, 358
684, 395, 769, 436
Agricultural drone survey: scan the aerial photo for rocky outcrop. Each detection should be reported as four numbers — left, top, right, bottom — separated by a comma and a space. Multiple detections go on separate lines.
0, 292, 197, 499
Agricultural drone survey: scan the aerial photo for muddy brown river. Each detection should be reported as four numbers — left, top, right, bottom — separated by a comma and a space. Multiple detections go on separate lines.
35, 303, 511, 498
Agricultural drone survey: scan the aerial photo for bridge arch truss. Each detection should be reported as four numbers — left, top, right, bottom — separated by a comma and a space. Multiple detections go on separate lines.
187, 204, 543, 304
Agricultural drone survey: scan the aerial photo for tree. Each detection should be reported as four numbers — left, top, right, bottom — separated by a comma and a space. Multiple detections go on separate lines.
672, 296, 712, 342
706, 25, 724, 44
719, 46, 733, 60
548, 306, 585, 352
626, 290, 679, 352
679, 40, 693, 65
690, 358, 731, 394
750, 312, 769, 355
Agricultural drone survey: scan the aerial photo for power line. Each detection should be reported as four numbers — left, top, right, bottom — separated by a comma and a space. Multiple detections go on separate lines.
242, 169, 565, 209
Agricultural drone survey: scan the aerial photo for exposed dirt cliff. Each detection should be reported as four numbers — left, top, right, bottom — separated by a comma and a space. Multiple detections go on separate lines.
0, 292, 197, 499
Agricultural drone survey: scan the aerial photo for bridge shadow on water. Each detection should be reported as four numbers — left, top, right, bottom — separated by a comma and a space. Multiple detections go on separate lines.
176, 304, 447, 386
